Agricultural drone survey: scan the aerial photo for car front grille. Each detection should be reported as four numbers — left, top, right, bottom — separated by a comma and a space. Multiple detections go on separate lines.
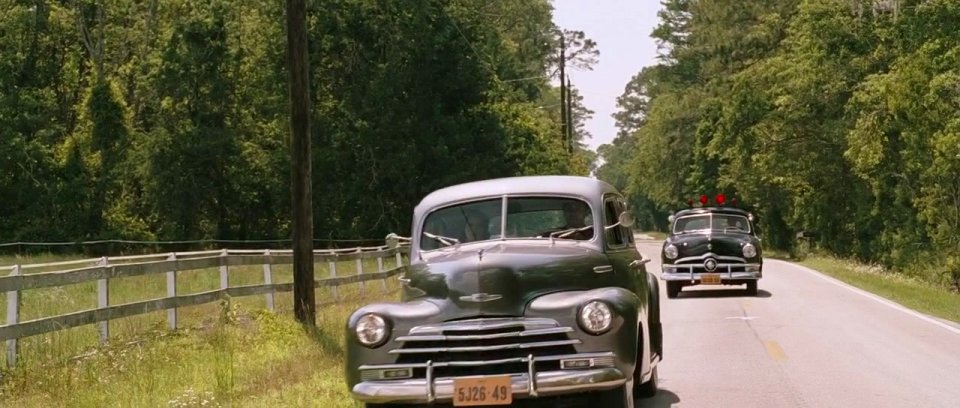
391, 317, 580, 378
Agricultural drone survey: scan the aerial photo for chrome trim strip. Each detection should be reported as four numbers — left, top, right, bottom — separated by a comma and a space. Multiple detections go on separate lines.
396, 327, 573, 342
674, 253, 746, 264
426, 360, 434, 403
407, 317, 559, 335
389, 339, 581, 354
358, 352, 618, 372
527, 354, 538, 397
662, 262, 761, 270
458, 293, 503, 303
593, 265, 613, 274
560, 355, 616, 369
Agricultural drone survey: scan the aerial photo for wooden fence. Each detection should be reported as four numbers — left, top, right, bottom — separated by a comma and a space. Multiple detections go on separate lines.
0, 245, 409, 368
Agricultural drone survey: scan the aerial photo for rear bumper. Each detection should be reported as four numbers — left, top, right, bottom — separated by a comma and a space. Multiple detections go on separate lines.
351, 354, 626, 404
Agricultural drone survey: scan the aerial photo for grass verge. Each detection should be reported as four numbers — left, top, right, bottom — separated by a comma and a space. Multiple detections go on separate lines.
0, 281, 396, 407
795, 256, 960, 324
0, 252, 402, 368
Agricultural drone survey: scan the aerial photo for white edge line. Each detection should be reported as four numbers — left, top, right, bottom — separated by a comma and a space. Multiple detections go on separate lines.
772, 259, 960, 336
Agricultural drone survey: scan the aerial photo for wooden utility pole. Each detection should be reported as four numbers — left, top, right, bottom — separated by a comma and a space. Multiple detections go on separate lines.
286, 0, 315, 326
566, 75, 574, 153
559, 32, 567, 147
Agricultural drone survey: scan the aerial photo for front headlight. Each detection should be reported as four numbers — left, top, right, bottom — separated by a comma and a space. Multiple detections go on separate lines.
578, 300, 613, 335
356, 313, 389, 347
743, 243, 757, 258
664, 244, 678, 260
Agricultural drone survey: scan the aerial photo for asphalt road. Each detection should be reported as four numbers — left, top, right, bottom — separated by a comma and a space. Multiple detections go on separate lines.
634, 239, 960, 408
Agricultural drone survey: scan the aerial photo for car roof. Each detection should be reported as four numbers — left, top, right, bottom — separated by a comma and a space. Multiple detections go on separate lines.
414, 175, 619, 214
672, 207, 752, 217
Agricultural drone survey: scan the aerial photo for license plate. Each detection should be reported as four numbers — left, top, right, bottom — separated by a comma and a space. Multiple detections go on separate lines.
701, 273, 721, 284
453, 375, 512, 406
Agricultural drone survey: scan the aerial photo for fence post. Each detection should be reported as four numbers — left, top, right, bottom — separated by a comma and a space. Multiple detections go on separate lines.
377, 255, 387, 292
263, 249, 275, 311
356, 248, 365, 297
220, 249, 229, 290
166, 252, 178, 330
97, 256, 109, 345
6, 265, 21, 368
329, 255, 338, 300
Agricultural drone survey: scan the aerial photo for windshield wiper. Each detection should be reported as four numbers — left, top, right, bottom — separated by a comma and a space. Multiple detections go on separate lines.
423, 232, 460, 247
549, 226, 593, 240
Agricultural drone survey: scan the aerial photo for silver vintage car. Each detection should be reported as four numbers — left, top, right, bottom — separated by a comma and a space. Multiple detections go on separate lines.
344, 176, 663, 407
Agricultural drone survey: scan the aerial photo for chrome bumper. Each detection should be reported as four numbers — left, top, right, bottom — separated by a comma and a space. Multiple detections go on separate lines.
661, 263, 761, 281
351, 355, 626, 404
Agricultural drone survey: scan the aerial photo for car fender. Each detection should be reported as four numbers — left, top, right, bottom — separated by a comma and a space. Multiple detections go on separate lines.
524, 287, 646, 378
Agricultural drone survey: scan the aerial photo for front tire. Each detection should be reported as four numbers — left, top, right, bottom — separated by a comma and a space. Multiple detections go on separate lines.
632, 324, 659, 399
599, 380, 634, 407
635, 365, 659, 399
746, 280, 758, 296
647, 273, 663, 359
666, 281, 681, 298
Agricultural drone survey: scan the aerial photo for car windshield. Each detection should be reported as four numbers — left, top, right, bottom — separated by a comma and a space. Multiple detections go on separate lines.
420, 196, 594, 250
673, 213, 751, 234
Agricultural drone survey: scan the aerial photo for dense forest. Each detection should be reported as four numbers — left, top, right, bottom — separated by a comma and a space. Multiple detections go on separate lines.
0, 0, 599, 246
597, 0, 960, 283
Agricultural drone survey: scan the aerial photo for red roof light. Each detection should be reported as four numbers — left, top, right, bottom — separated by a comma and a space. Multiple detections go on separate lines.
715, 193, 726, 205
699, 195, 709, 205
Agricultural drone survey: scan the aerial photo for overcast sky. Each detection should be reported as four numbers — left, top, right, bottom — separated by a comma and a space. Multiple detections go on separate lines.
550, 0, 663, 151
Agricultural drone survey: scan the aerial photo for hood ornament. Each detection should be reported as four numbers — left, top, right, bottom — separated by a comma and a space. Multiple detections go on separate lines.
459, 293, 502, 303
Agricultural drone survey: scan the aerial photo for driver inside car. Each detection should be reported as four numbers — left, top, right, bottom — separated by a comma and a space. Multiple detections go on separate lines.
559, 201, 594, 240
462, 209, 490, 242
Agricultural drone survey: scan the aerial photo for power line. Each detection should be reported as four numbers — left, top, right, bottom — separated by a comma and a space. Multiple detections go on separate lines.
442, 7, 497, 77
501, 75, 549, 83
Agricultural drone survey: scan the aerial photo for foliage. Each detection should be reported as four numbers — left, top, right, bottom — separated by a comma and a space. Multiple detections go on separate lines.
597, 0, 960, 286
0, 0, 597, 245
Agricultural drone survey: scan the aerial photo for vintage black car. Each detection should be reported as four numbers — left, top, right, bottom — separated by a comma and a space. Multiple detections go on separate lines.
345, 176, 662, 407
660, 196, 763, 298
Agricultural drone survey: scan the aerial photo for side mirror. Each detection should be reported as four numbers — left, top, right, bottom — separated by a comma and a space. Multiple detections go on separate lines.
618, 211, 636, 228
385, 232, 410, 249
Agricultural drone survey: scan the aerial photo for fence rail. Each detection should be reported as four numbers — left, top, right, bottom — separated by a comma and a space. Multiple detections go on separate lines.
1, 245, 410, 368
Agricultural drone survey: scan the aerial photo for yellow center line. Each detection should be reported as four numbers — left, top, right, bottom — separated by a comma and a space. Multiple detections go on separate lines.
765, 340, 787, 362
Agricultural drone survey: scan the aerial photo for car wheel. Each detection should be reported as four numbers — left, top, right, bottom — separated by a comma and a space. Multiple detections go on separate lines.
666, 281, 681, 298
635, 364, 659, 399
746, 280, 758, 296
646, 273, 663, 359
598, 380, 634, 407
632, 320, 658, 399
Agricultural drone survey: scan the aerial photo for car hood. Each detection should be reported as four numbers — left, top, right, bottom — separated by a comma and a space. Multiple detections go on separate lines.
402, 241, 612, 320
666, 231, 759, 262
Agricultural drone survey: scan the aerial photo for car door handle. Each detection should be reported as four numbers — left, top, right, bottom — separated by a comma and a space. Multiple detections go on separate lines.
398, 277, 412, 285
630, 258, 651, 268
